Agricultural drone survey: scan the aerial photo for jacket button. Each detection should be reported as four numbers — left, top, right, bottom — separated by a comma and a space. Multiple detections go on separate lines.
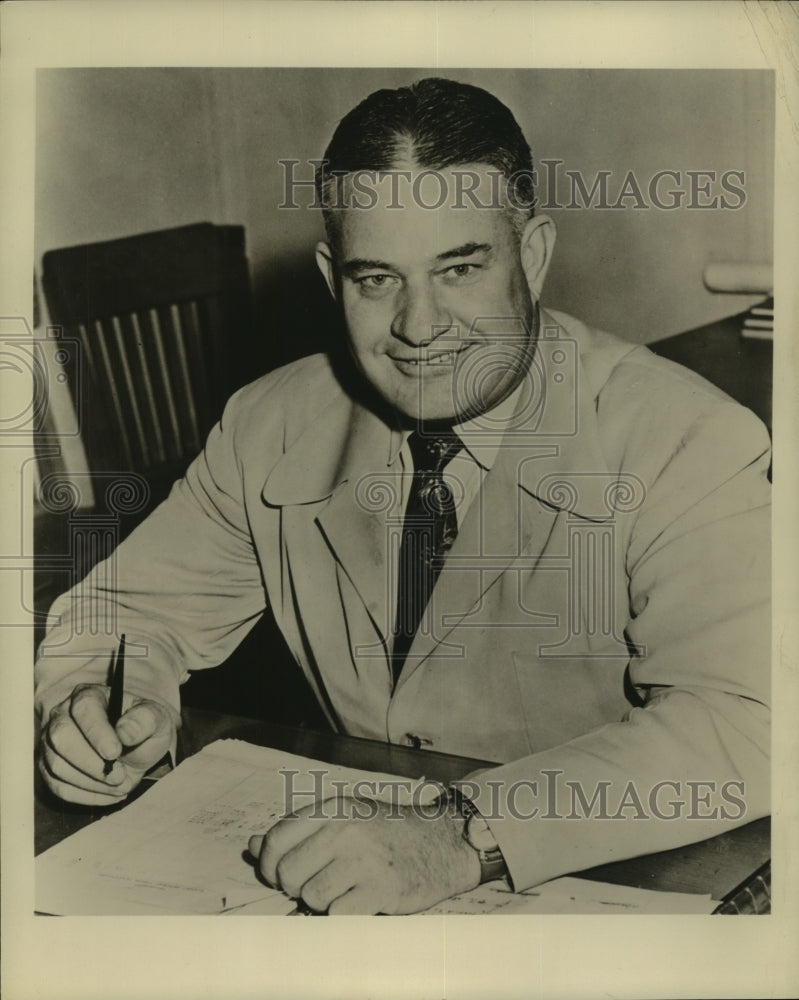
404, 733, 433, 750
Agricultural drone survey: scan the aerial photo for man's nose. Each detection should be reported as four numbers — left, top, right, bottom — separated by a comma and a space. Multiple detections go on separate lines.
390, 284, 452, 346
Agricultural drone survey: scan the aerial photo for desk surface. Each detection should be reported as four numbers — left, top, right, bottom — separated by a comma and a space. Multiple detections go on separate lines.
35, 706, 770, 903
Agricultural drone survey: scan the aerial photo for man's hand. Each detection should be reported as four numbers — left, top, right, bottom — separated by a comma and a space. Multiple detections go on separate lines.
38, 684, 177, 806
248, 796, 482, 914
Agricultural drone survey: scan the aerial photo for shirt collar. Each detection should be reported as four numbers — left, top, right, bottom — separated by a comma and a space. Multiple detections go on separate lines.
387, 424, 405, 467
454, 380, 526, 471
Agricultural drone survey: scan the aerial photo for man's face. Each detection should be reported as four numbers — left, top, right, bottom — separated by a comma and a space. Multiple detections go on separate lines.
317, 165, 553, 425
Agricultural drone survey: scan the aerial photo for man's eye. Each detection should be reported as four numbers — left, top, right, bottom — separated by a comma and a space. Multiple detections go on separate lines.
443, 263, 480, 281
353, 274, 399, 297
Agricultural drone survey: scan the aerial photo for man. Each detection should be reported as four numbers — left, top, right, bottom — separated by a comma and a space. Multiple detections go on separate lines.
35, 78, 771, 914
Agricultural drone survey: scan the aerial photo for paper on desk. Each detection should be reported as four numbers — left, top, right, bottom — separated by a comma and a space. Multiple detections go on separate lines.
35, 739, 440, 916
421, 877, 716, 915
36, 739, 716, 916
222, 878, 715, 916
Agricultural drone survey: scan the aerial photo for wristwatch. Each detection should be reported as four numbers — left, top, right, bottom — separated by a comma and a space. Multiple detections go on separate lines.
444, 788, 508, 884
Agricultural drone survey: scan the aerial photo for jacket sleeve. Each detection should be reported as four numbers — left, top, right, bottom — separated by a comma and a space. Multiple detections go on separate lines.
457, 400, 771, 892
34, 383, 269, 725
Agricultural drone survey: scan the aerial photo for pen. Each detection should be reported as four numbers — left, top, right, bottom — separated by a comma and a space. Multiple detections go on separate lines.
102, 634, 126, 776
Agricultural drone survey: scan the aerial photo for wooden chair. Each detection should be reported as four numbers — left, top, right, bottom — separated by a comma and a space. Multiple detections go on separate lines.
41, 222, 254, 509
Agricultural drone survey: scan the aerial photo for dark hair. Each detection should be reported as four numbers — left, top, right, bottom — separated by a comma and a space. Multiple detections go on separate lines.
316, 77, 536, 246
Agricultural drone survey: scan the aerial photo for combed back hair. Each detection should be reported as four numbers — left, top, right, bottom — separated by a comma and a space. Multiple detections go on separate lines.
316, 77, 536, 250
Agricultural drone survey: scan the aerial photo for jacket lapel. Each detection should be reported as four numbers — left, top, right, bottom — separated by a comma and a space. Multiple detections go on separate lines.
262, 394, 401, 646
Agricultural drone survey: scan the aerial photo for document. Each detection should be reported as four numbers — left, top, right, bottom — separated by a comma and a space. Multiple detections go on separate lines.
421, 877, 715, 915
36, 739, 439, 915
36, 740, 716, 915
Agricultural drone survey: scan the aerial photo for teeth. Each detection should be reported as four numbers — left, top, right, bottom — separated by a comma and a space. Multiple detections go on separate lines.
398, 351, 456, 367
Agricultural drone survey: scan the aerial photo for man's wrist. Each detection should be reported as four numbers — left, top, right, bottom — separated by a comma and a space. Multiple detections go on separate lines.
439, 786, 509, 884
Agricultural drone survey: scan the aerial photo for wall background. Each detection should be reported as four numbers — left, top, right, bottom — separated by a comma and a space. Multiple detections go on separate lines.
36, 67, 774, 369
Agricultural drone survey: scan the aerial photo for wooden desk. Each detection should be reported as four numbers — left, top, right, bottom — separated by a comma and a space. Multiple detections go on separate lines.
35, 706, 770, 906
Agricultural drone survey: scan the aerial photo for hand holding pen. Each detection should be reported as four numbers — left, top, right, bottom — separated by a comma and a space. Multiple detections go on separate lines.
38, 635, 179, 807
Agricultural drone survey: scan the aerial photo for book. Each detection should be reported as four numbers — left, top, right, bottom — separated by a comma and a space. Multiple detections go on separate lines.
741, 296, 774, 340
712, 860, 771, 914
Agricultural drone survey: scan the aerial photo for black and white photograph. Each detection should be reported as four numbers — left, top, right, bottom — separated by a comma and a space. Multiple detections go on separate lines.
2, 3, 798, 999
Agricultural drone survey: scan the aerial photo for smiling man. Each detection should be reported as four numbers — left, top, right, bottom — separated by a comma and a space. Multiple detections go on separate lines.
35, 78, 771, 914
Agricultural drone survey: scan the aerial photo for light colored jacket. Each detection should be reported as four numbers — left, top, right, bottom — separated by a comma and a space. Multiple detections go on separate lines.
35, 309, 771, 891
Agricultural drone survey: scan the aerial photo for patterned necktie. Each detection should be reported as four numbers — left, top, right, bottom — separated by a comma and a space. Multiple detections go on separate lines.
392, 430, 464, 685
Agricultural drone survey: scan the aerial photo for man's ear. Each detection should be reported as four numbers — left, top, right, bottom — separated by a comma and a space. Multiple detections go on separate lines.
315, 241, 338, 300
519, 214, 556, 302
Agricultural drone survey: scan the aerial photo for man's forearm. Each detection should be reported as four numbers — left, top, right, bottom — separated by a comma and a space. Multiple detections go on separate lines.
457, 687, 769, 892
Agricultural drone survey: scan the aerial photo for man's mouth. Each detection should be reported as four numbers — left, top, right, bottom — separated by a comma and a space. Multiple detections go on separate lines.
406, 351, 456, 366
390, 348, 466, 368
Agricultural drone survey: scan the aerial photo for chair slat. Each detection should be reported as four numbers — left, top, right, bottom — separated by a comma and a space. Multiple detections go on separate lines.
169, 303, 201, 455
142, 308, 183, 461
177, 299, 209, 439
110, 315, 151, 470
92, 319, 135, 470
128, 311, 167, 465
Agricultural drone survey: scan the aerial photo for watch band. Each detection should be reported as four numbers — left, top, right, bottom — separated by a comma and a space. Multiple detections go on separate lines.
441, 787, 509, 884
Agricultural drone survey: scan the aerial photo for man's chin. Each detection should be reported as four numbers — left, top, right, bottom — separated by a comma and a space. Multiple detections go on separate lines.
392, 401, 475, 428
363, 369, 487, 426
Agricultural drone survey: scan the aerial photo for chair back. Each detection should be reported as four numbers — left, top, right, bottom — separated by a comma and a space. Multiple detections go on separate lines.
42, 223, 253, 502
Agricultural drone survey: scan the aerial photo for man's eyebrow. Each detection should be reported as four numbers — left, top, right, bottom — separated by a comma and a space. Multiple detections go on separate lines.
339, 258, 394, 277
435, 242, 492, 262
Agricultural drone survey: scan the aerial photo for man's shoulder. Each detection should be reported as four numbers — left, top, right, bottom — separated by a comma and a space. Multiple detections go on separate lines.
550, 308, 770, 473
550, 308, 728, 411
235, 352, 342, 406
552, 308, 758, 423
222, 353, 347, 432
